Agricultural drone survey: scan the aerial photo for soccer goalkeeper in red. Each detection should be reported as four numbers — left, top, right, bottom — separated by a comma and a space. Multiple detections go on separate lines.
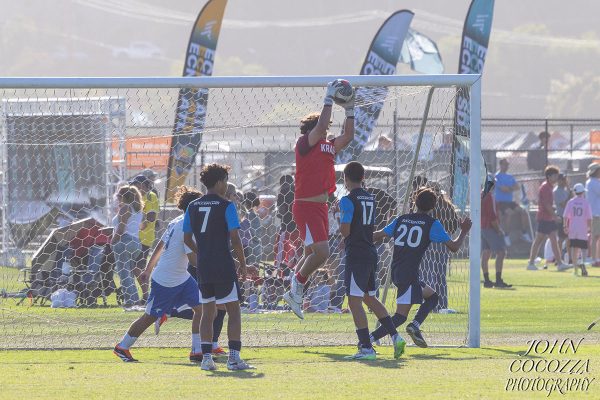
283, 80, 355, 319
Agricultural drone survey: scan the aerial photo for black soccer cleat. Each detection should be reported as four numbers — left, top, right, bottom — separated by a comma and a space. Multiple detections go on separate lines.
406, 322, 428, 348
483, 280, 494, 288
494, 279, 512, 289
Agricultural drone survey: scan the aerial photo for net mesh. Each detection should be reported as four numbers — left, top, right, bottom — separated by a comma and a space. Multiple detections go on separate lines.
0, 82, 470, 349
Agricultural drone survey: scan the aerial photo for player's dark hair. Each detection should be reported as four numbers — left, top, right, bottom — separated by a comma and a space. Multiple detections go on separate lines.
175, 185, 203, 211
415, 187, 437, 213
544, 165, 559, 179
200, 163, 230, 189
300, 112, 321, 135
343, 161, 365, 183
243, 191, 260, 209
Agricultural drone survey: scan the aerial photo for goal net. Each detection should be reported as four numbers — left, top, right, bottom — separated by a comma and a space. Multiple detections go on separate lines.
0, 75, 481, 349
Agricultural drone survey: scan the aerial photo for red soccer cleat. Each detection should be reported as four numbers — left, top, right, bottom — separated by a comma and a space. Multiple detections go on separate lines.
212, 346, 228, 356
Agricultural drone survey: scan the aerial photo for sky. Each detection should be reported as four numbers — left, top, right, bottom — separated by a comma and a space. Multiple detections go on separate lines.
1, 0, 599, 118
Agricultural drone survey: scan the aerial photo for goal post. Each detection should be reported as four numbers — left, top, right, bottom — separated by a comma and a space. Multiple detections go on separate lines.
0, 74, 481, 349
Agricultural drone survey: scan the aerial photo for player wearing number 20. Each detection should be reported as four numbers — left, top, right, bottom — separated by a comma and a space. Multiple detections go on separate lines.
370, 187, 472, 348
339, 162, 407, 360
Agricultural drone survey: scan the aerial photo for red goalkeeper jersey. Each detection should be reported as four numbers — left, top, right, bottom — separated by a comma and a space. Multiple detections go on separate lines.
294, 135, 336, 199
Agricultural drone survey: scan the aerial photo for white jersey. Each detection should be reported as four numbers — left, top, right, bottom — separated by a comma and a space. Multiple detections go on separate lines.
151, 214, 194, 287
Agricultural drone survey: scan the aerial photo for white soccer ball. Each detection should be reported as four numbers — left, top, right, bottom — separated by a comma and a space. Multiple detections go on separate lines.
332, 79, 354, 105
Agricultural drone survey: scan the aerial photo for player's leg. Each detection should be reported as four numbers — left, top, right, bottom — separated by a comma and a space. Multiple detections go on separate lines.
212, 304, 227, 355
406, 284, 437, 348
369, 282, 413, 357
198, 283, 217, 370
114, 313, 155, 362
219, 281, 254, 370
528, 232, 548, 269
190, 305, 203, 361
548, 231, 567, 269
344, 266, 376, 360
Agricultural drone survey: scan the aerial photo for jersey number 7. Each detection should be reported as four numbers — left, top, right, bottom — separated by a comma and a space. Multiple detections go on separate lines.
198, 207, 211, 233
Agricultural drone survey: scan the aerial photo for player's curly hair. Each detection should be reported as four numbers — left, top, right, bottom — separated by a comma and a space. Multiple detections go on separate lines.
544, 165, 559, 179
300, 112, 321, 135
200, 163, 231, 189
175, 185, 203, 211
415, 187, 437, 213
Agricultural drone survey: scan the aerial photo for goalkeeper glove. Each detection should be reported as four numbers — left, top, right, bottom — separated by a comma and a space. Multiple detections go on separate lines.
341, 89, 355, 118
324, 81, 336, 106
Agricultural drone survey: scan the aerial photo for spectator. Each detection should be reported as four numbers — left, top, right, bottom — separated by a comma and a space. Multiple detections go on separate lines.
111, 185, 144, 308
494, 159, 532, 244
481, 178, 511, 288
130, 175, 159, 303
305, 269, 331, 312
242, 191, 263, 266
527, 166, 569, 271
553, 173, 570, 257
527, 131, 550, 171
422, 182, 461, 310
585, 163, 600, 266
563, 183, 591, 276
140, 168, 161, 198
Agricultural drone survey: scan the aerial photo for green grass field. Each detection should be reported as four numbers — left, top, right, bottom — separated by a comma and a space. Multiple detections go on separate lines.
1, 259, 599, 399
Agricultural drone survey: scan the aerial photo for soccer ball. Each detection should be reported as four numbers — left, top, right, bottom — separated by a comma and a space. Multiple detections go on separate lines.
331, 79, 354, 105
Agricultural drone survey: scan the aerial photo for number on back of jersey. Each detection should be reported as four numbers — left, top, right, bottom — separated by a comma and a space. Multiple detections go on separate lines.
394, 224, 423, 248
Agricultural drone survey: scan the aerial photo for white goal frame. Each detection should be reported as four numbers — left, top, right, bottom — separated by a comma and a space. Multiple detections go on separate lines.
0, 74, 482, 348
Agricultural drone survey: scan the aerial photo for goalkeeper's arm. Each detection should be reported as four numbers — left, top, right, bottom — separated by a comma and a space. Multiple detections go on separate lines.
333, 98, 355, 153
307, 82, 336, 147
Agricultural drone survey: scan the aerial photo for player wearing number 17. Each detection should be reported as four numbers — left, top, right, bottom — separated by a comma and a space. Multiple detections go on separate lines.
283, 79, 356, 319
369, 188, 472, 348
183, 164, 253, 371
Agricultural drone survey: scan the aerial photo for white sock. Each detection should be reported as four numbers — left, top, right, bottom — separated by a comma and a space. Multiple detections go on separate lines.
212, 341, 219, 350
229, 349, 240, 361
412, 321, 420, 329
191, 334, 201, 353
118, 333, 137, 350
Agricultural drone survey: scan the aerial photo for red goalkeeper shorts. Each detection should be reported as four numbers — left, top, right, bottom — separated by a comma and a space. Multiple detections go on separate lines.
292, 200, 329, 246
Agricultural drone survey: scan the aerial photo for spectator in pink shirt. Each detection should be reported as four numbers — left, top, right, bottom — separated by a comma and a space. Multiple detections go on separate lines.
527, 166, 569, 271
563, 183, 592, 276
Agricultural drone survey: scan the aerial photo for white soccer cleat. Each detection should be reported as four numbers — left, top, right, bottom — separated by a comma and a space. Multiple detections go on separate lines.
283, 291, 304, 320
227, 359, 255, 370
344, 346, 376, 361
557, 263, 572, 272
526, 263, 539, 271
200, 356, 217, 371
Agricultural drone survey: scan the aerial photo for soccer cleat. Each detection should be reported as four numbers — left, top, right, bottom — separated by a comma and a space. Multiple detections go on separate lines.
200, 356, 217, 371
344, 346, 377, 361
154, 314, 168, 335
393, 335, 407, 359
283, 291, 304, 320
494, 279, 512, 289
406, 323, 428, 348
557, 263, 572, 272
526, 263, 539, 271
212, 346, 228, 356
189, 352, 203, 363
227, 359, 255, 370
483, 280, 494, 288
581, 264, 589, 277
113, 345, 138, 362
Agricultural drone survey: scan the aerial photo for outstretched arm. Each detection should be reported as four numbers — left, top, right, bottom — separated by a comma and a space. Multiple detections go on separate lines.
444, 217, 472, 253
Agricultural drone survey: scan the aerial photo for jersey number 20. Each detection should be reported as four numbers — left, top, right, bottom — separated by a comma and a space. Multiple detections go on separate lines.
395, 224, 423, 247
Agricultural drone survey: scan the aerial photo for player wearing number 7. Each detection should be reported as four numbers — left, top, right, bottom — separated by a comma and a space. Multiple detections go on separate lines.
369, 187, 472, 348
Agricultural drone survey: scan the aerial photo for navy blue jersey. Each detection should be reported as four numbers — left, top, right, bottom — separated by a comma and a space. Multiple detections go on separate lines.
383, 212, 451, 285
183, 194, 240, 284
339, 188, 377, 261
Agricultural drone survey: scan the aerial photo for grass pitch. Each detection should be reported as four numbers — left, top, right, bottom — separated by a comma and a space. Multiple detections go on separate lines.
1, 259, 600, 398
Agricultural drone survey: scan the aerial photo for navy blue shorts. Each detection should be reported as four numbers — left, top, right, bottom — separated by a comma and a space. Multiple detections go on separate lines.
344, 259, 377, 297
145, 276, 200, 318
199, 280, 242, 305
482, 228, 506, 252
395, 281, 426, 305
537, 220, 557, 235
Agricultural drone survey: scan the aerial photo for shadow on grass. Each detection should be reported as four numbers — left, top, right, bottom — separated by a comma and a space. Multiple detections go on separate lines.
205, 370, 265, 379
302, 349, 405, 369
510, 284, 556, 289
